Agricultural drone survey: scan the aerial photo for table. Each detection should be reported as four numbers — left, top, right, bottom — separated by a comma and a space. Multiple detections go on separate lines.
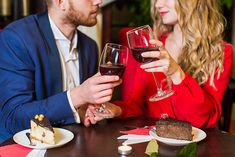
1, 118, 235, 157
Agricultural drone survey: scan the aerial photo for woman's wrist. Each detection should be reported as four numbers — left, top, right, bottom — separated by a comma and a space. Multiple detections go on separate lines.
169, 67, 185, 85
114, 106, 122, 117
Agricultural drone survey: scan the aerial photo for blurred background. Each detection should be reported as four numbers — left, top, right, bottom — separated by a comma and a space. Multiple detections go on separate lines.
0, 0, 234, 132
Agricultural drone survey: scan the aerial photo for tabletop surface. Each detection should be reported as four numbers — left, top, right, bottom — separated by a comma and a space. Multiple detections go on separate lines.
2, 117, 235, 157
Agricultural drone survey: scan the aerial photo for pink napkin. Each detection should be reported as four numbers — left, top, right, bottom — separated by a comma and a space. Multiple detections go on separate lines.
0, 144, 32, 157
120, 126, 155, 135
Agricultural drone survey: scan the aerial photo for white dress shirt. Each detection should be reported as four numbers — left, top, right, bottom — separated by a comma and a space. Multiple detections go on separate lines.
49, 16, 81, 123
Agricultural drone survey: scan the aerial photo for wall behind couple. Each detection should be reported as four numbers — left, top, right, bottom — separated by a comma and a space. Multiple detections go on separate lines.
0, 0, 46, 28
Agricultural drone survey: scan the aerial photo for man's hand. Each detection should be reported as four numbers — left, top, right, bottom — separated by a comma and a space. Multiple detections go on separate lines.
70, 73, 122, 108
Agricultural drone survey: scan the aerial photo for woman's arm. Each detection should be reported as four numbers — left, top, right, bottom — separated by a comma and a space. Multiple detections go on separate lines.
171, 43, 233, 128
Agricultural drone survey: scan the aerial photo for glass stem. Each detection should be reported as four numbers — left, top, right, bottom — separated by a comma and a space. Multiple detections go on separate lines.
152, 72, 162, 91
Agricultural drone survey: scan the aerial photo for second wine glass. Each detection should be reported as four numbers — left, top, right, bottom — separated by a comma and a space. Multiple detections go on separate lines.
126, 25, 174, 101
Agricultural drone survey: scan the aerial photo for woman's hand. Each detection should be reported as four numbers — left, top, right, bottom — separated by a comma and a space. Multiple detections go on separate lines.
140, 39, 185, 84
83, 103, 122, 125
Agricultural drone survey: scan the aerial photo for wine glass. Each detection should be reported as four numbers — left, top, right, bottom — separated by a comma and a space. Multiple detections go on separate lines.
99, 43, 128, 78
97, 43, 128, 114
126, 25, 174, 101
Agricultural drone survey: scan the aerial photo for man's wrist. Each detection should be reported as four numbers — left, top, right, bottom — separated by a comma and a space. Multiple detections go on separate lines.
67, 90, 81, 123
70, 87, 86, 108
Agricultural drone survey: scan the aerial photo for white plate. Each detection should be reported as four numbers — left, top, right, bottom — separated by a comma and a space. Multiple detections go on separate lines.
13, 128, 74, 149
149, 127, 206, 146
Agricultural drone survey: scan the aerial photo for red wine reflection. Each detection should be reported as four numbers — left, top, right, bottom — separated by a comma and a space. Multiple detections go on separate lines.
130, 47, 159, 63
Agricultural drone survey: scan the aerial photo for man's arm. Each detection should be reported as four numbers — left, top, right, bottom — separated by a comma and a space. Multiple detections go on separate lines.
0, 28, 75, 134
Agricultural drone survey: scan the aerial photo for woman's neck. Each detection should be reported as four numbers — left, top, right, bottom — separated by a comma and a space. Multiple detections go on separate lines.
165, 24, 184, 62
171, 24, 184, 48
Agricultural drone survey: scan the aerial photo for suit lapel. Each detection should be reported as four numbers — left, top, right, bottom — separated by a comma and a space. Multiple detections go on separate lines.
36, 13, 62, 95
77, 31, 88, 84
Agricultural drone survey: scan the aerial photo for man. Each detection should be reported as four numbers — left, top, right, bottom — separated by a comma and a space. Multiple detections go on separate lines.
0, 0, 121, 143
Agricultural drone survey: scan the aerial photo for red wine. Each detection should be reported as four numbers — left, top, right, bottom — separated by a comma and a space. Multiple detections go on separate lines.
100, 64, 126, 77
130, 47, 159, 63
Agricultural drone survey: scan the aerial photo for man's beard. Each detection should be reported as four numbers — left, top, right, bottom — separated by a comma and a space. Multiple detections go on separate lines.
66, 3, 97, 27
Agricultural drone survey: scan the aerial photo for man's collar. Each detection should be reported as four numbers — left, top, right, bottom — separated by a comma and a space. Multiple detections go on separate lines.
48, 15, 68, 40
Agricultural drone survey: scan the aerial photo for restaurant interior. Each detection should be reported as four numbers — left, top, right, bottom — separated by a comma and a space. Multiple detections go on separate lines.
0, 0, 235, 156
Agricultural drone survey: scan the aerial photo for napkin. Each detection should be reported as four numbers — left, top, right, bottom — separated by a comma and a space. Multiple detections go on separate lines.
118, 126, 155, 145
120, 126, 155, 135
123, 138, 153, 145
0, 144, 32, 157
117, 134, 153, 145
26, 149, 47, 157
0, 144, 46, 157
118, 134, 153, 140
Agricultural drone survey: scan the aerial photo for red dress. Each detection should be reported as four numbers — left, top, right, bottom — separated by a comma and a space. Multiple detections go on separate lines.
114, 42, 233, 128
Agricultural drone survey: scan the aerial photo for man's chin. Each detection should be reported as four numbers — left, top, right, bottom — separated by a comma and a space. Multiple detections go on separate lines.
82, 23, 97, 27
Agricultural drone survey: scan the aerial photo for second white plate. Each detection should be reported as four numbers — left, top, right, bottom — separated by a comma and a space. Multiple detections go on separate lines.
13, 128, 74, 149
149, 127, 206, 146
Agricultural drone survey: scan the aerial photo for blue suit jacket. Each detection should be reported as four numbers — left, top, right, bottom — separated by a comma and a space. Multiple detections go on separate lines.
0, 13, 98, 136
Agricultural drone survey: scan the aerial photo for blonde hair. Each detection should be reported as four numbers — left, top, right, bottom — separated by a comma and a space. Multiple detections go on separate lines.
151, 0, 225, 88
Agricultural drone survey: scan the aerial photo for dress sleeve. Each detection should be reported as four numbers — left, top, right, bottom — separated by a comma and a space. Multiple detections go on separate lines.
170, 43, 233, 128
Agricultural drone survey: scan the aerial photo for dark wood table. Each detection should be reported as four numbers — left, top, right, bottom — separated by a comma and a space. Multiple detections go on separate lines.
2, 118, 235, 157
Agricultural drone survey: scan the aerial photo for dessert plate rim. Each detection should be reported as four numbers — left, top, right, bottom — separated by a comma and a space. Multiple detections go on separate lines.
13, 128, 74, 149
149, 127, 206, 146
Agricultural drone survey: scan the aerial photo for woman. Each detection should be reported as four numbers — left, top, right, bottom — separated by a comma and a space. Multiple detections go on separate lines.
86, 0, 233, 128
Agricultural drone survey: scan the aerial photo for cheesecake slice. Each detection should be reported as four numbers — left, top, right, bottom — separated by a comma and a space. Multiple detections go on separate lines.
30, 114, 55, 145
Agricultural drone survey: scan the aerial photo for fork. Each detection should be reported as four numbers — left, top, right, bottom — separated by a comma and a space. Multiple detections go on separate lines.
26, 132, 36, 146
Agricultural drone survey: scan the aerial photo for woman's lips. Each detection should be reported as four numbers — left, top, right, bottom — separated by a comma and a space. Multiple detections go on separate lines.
159, 11, 168, 16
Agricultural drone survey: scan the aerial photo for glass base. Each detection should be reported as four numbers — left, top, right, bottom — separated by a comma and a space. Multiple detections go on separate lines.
149, 90, 174, 102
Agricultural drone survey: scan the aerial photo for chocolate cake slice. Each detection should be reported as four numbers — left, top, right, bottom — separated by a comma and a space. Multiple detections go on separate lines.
30, 114, 55, 145
156, 118, 193, 141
